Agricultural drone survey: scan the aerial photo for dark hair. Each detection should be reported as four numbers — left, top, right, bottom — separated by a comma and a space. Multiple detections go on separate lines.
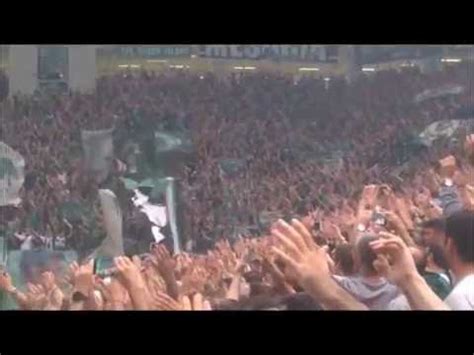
429, 244, 449, 271
334, 244, 354, 276
421, 218, 446, 233
445, 210, 474, 263
283, 292, 322, 310
357, 235, 380, 274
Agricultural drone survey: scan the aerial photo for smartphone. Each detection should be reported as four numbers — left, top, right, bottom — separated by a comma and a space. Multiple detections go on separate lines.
373, 214, 386, 226
372, 207, 386, 226
93, 257, 115, 276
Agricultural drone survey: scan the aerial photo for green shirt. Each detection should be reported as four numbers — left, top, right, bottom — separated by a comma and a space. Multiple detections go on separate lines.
423, 271, 452, 300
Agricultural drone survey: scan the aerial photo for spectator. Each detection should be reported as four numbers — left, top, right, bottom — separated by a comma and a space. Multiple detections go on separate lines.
333, 235, 401, 310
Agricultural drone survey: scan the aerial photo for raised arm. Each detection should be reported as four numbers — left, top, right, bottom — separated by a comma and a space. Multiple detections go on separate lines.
371, 234, 449, 310
271, 219, 368, 310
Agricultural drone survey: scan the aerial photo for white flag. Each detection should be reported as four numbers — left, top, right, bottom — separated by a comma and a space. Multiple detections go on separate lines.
81, 128, 114, 183
414, 85, 464, 103
0, 142, 25, 206
93, 189, 124, 257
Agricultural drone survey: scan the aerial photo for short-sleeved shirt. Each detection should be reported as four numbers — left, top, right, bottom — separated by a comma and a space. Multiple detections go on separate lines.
445, 274, 474, 310
333, 275, 401, 310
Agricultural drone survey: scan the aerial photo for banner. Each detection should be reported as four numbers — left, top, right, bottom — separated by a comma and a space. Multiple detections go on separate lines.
414, 85, 465, 103
359, 46, 443, 65
116, 46, 192, 59
419, 119, 473, 146
198, 45, 328, 62
81, 128, 114, 183
90, 189, 124, 258
121, 177, 181, 254
0, 142, 25, 206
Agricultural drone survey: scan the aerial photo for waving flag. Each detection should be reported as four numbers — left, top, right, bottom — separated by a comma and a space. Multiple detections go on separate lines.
81, 128, 114, 183
90, 189, 124, 258
0, 142, 25, 206
414, 84, 464, 103
419, 120, 466, 146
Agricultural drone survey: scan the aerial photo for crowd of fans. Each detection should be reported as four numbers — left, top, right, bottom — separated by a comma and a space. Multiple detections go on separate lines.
0, 61, 473, 310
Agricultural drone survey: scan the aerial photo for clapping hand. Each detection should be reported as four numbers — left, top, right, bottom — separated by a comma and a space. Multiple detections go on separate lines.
272, 219, 331, 292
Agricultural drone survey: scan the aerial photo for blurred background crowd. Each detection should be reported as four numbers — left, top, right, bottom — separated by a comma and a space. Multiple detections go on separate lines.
0, 45, 473, 310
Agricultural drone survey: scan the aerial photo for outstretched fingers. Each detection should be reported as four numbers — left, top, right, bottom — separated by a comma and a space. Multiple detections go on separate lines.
272, 229, 303, 261
276, 219, 308, 253
291, 219, 317, 250
271, 246, 299, 272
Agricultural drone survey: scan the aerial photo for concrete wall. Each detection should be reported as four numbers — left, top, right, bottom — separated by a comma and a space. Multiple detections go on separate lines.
68, 46, 97, 93
8, 45, 38, 96
8, 45, 97, 95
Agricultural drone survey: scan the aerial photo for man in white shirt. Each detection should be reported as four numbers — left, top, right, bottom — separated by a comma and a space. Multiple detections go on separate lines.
441, 211, 474, 310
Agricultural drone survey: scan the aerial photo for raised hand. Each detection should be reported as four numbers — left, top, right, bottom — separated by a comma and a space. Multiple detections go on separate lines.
378, 208, 415, 246
70, 260, 94, 296
114, 256, 145, 289
271, 219, 366, 310
358, 185, 379, 212
370, 232, 418, 287
114, 256, 151, 310
0, 270, 15, 292
261, 255, 295, 295
151, 244, 176, 279
40, 272, 64, 310
370, 232, 449, 310
464, 134, 474, 160
40, 271, 57, 292
25, 283, 48, 310
95, 277, 130, 310
321, 221, 346, 245
271, 219, 331, 290
150, 289, 182, 310
182, 293, 212, 311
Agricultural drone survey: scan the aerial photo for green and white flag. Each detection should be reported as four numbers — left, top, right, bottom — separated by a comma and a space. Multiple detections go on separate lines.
121, 176, 181, 254
414, 84, 464, 103
419, 119, 464, 146
81, 128, 114, 183
0, 142, 25, 206
154, 131, 193, 153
